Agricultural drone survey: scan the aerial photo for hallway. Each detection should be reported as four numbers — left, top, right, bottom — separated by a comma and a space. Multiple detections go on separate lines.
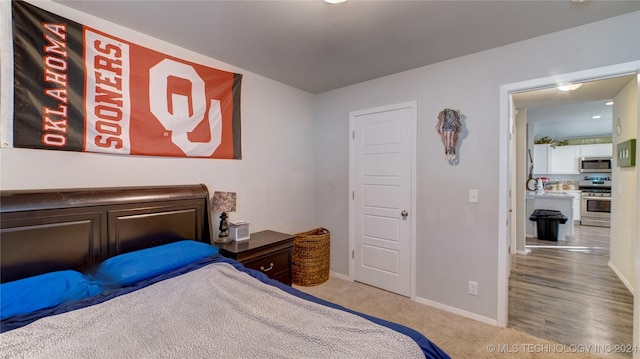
509, 224, 634, 355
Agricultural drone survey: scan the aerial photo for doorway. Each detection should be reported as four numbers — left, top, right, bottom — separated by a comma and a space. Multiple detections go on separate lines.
497, 62, 640, 341
348, 101, 417, 298
507, 72, 638, 347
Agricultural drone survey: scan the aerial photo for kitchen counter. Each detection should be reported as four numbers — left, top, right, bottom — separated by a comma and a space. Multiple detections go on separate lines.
526, 192, 573, 199
526, 191, 574, 240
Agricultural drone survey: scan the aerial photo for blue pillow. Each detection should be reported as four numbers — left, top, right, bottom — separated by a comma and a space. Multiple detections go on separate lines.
94, 240, 218, 287
0, 270, 102, 320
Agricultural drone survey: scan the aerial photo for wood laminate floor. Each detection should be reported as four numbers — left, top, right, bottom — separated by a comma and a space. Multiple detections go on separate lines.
508, 224, 634, 355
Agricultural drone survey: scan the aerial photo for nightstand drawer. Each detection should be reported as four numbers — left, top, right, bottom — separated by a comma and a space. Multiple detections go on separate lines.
217, 230, 294, 286
244, 250, 290, 276
271, 271, 291, 286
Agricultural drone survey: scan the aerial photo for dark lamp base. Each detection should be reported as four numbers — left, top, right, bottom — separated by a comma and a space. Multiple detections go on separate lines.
214, 236, 232, 244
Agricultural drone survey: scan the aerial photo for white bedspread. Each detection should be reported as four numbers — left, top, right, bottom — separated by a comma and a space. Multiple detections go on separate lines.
1, 263, 424, 358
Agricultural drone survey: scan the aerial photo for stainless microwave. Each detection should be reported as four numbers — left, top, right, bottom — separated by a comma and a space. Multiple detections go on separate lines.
579, 157, 612, 173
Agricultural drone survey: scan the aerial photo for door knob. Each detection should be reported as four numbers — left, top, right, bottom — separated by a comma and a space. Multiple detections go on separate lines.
401, 210, 408, 218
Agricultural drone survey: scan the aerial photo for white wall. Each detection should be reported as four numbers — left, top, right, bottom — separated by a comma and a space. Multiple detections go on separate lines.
610, 77, 638, 293
0, 1, 317, 236
314, 11, 640, 322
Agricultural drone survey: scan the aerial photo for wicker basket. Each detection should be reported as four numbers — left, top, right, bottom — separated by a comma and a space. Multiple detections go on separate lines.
292, 228, 330, 286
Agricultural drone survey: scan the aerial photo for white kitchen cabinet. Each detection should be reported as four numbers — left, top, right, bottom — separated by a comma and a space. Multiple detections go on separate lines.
533, 144, 611, 175
549, 145, 580, 174
533, 144, 550, 175
533, 144, 580, 175
564, 190, 581, 221
579, 143, 612, 157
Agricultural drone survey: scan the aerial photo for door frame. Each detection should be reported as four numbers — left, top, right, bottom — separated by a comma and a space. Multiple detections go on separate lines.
497, 61, 640, 328
348, 101, 418, 300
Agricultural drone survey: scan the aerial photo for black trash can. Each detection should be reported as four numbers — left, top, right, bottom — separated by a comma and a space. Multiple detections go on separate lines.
529, 209, 568, 241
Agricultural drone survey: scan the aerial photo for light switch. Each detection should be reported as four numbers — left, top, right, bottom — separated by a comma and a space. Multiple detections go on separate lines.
468, 189, 479, 203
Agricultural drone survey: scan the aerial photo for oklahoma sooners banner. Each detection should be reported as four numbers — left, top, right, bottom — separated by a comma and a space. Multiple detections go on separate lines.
12, 1, 242, 158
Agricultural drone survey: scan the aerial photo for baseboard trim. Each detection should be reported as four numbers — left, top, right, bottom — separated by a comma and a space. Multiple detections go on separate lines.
329, 271, 350, 281
414, 296, 498, 327
608, 261, 635, 295
326, 272, 498, 326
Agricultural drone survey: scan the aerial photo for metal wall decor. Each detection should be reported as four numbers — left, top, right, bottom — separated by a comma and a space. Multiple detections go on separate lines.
436, 108, 466, 164
615, 118, 622, 137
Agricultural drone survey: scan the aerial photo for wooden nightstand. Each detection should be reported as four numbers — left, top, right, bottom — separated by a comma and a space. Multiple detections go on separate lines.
216, 230, 293, 286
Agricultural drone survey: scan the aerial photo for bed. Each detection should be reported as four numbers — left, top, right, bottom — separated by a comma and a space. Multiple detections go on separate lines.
0, 184, 450, 358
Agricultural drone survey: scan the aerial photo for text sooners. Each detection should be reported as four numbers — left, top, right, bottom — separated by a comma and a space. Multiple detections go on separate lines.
84, 29, 131, 154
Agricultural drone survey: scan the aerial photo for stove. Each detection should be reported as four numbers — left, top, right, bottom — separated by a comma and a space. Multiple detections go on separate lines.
578, 176, 611, 227
578, 175, 611, 188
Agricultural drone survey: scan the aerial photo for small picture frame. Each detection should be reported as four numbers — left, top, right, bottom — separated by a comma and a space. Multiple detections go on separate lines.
616, 139, 636, 167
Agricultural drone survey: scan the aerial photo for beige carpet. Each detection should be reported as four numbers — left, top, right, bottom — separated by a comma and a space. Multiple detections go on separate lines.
294, 277, 629, 359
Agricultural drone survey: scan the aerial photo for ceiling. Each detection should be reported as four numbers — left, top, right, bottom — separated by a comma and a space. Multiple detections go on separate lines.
512, 75, 636, 109
53, 0, 640, 94
514, 74, 636, 139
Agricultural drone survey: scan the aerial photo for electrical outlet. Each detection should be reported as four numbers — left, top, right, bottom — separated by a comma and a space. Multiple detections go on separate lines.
468, 281, 478, 296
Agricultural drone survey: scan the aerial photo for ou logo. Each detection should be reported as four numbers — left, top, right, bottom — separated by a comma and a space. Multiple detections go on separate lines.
149, 59, 222, 157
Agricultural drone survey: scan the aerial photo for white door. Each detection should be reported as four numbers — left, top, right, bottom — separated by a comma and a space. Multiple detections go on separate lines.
349, 102, 415, 297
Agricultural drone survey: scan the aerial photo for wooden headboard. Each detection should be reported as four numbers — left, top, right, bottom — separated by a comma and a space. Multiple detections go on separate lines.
0, 184, 214, 283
